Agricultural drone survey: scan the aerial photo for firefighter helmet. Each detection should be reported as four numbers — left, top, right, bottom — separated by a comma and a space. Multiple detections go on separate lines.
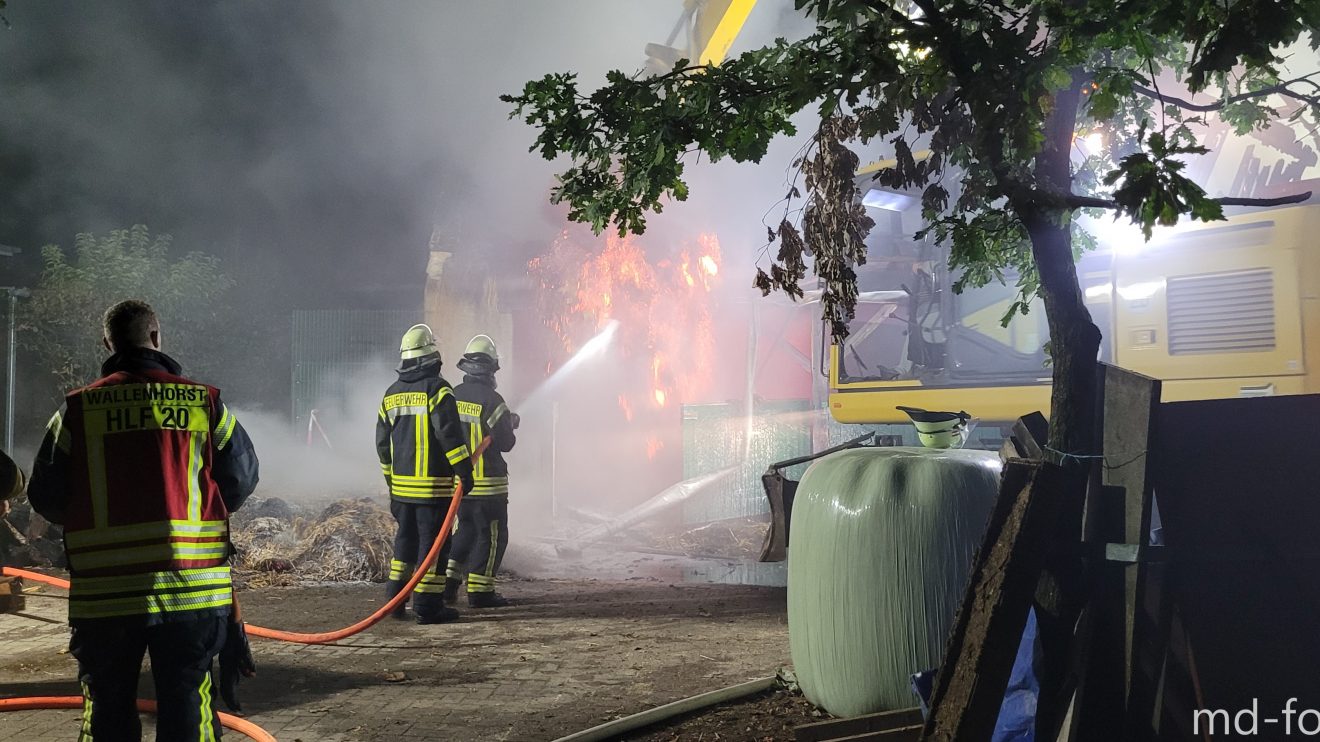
897, 406, 973, 449
465, 334, 499, 362
400, 324, 438, 360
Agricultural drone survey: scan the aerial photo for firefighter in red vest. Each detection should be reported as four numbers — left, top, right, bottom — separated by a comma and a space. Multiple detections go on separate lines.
27, 299, 260, 741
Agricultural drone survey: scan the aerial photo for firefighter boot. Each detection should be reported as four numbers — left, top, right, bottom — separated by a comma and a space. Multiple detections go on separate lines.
468, 591, 511, 609
415, 605, 461, 624
442, 577, 462, 605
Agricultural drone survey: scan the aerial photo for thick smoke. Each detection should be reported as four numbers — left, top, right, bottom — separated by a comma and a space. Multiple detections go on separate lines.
0, 2, 822, 578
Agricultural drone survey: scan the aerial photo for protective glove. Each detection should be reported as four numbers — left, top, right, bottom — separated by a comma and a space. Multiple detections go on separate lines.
218, 616, 257, 714
509, 412, 520, 430
459, 474, 475, 497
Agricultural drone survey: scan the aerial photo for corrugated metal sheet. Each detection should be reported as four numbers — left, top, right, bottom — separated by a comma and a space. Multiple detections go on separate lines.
1167, 269, 1276, 355
291, 310, 418, 429
679, 402, 1009, 524
680, 399, 813, 523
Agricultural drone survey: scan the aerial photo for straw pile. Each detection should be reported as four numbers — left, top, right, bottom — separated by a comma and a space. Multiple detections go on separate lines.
232, 497, 395, 587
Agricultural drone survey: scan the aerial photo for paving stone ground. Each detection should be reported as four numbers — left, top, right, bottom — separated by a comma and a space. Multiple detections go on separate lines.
0, 575, 791, 741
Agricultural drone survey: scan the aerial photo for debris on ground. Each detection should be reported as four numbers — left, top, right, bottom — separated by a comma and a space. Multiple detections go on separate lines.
537, 508, 772, 562
643, 516, 770, 560
231, 496, 395, 587
0, 497, 65, 568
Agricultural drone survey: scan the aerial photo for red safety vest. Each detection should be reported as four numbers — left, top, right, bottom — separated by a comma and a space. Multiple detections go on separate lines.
55, 367, 238, 621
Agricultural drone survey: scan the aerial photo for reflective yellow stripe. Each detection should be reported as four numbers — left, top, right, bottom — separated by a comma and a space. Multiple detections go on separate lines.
81, 383, 210, 410
68, 589, 233, 620
213, 405, 237, 450
456, 400, 482, 423
83, 409, 110, 529
388, 559, 413, 581
428, 387, 453, 412
389, 489, 455, 500
80, 681, 93, 741
389, 482, 455, 491
384, 392, 428, 410
389, 474, 457, 484
70, 542, 228, 571
414, 412, 425, 477
390, 476, 456, 492
484, 520, 500, 577
445, 445, 470, 466
187, 430, 203, 521
467, 572, 495, 592
470, 421, 483, 479
70, 568, 232, 596
65, 520, 227, 550
412, 562, 446, 593
83, 384, 210, 433
200, 671, 215, 741
486, 403, 509, 428
47, 410, 72, 453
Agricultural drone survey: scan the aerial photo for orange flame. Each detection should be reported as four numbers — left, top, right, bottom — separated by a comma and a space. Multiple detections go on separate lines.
529, 228, 724, 456
646, 436, 664, 460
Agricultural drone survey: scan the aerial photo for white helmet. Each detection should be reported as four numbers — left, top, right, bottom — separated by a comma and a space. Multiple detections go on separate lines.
464, 334, 499, 362
400, 324, 438, 360
897, 406, 974, 449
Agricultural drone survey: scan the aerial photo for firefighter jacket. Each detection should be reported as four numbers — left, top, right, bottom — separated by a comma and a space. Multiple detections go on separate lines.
453, 362, 516, 497
26, 348, 260, 624
376, 359, 475, 501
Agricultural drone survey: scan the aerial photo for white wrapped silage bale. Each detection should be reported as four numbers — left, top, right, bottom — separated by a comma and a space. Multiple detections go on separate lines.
787, 447, 1001, 717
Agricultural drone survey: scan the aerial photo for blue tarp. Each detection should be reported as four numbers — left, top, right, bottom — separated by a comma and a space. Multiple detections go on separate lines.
911, 496, 1166, 739
909, 609, 1039, 741
991, 607, 1040, 742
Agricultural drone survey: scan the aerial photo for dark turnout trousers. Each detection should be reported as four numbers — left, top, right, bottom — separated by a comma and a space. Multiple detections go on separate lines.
387, 499, 453, 619
447, 496, 509, 593
69, 614, 227, 741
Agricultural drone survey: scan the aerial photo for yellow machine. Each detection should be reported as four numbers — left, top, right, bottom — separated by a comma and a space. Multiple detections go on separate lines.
649, 0, 759, 72
653, 0, 1320, 427
828, 201, 1320, 424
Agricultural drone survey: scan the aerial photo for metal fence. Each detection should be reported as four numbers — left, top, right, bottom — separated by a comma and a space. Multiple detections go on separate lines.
680, 399, 814, 523
291, 310, 419, 432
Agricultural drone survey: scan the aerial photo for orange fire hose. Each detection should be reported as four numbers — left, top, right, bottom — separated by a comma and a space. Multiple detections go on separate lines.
0, 697, 276, 742
4, 436, 489, 642
0, 436, 491, 737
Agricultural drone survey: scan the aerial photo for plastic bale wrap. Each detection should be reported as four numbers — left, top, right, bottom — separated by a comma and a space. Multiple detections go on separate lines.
788, 447, 1001, 717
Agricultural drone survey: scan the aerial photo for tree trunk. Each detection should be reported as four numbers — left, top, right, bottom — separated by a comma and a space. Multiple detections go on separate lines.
1011, 73, 1103, 739
1022, 209, 1102, 456
1023, 72, 1102, 456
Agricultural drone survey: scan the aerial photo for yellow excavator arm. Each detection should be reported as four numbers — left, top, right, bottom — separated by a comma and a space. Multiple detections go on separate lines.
648, 0, 759, 73
691, 0, 759, 64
